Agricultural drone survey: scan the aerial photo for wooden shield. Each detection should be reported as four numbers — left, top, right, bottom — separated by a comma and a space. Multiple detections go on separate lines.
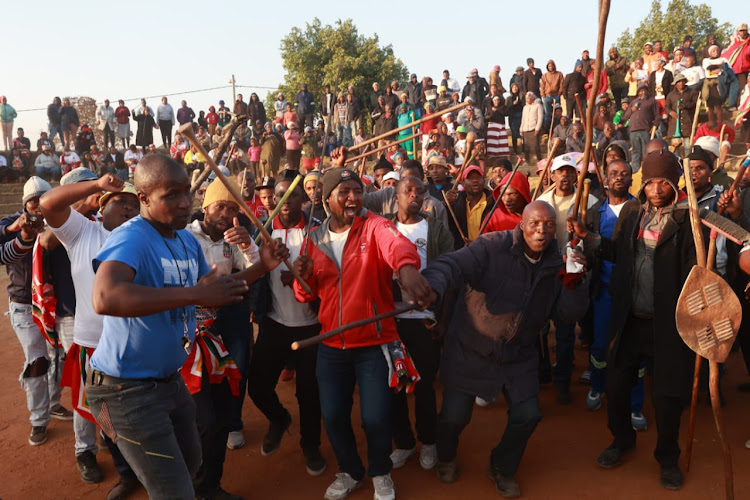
676, 266, 742, 363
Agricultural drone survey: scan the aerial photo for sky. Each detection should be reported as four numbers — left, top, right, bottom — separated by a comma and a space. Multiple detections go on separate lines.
3, 0, 739, 140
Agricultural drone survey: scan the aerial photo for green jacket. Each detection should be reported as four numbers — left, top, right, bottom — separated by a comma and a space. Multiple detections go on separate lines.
605, 57, 629, 90
0, 104, 17, 123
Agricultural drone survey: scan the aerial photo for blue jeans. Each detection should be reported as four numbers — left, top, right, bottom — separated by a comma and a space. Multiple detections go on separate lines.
553, 320, 576, 388
36, 165, 61, 180
630, 130, 650, 172
86, 372, 201, 500
436, 387, 540, 476
542, 96, 560, 129
590, 287, 645, 412
337, 124, 352, 148
49, 123, 64, 147
316, 343, 392, 480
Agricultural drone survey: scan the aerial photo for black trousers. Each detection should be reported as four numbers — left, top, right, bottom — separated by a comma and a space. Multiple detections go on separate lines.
103, 124, 115, 150
391, 318, 440, 448
606, 315, 684, 468
248, 316, 322, 450
159, 120, 173, 148
193, 370, 234, 494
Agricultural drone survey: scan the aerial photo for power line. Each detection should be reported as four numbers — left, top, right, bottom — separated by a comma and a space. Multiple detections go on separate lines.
14, 82, 281, 114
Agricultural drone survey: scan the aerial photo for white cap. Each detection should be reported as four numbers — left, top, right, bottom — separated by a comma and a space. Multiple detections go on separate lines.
550, 154, 580, 172
383, 171, 400, 183
693, 136, 720, 158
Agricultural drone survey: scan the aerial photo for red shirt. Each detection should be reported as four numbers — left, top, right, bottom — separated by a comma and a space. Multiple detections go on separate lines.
694, 123, 736, 144
205, 112, 219, 125
245, 194, 267, 219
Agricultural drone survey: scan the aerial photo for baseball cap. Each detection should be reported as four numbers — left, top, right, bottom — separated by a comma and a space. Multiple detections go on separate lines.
456, 126, 467, 134
693, 136, 720, 158
100, 183, 138, 209
550, 154, 580, 172
462, 165, 484, 180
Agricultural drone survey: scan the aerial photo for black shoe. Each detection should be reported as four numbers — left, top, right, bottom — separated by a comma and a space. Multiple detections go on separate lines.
303, 446, 327, 476
28, 425, 47, 446
556, 385, 572, 405
596, 443, 633, 469
76, 450, 104, 483
487, 465, 521, 498
106, 476, 141, 500
196, 487, 245, 500
261, 412, 292, 456
660, 466, 683, 490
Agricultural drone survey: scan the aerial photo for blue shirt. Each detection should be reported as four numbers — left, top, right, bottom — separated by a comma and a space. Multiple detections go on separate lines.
90, 216, 210, 379
598, 195, 634, 285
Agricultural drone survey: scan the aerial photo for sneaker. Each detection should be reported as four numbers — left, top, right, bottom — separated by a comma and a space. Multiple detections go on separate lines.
660, 465, 683, 490
279, 368, 295, 382
475, 396, 491, 407
586, 390, 603, 411
390, 447, 416, 468
631, 412, 648, 431
578, 370, 591, 385
596, 443, 633, 469
324, 472, 362, 500
106, 476, 141, 500
28, 426, 47, 446
436, 460, 458, 483
556, 386, 572, 405
261, 413, 292, 456
50, 405, 74, 420
419, 444, 438, 470
76, 450, 104, 483
303, 447, 327, 476
487, 465, 521, 498
227, 430, 245, 450
372, 473, 395, 500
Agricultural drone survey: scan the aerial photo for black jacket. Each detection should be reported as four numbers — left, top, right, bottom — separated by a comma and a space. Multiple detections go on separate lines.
648, 69, 674, 100
563, 72, 586, 104
447, 189, 494, 250
0, 213, 32, 304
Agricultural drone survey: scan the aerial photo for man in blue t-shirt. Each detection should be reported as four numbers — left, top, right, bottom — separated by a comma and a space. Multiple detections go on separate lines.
85, 154, 255, 499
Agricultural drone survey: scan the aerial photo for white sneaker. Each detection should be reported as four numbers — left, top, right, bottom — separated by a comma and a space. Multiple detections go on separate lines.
372, 473, 395, 500
389, 447, 416, 468
475, 396, 491, 407
419, 444, 438, 470
226, 430, 245, 449
324, 472, 362, 500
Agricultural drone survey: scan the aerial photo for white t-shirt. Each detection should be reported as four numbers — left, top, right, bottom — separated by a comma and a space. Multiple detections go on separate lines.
609, 201, 626, 217
267, 223, 318, 327
654, 70, 666, 99
702, 57, 727, 79
186, 219, 257, 276
682, 66, 706, 87
328, 228, 350, 268
395, 219, 434, 320
49, 210, 111, 348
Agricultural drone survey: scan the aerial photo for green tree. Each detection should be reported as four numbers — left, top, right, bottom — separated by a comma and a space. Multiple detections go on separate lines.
615, 0, 732, 61
265, 18, 409, 126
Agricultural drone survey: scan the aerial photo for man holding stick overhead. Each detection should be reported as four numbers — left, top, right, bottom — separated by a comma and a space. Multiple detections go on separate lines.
293, 147, 428, 500
415, 200, 589, 497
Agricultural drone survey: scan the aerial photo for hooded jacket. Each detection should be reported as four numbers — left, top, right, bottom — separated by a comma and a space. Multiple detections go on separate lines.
293, 210, 419, 349
422, 226, 589, 402
563, 70, 587, 104
540, 61, 564, 97
520, 97, 543, 133
605, 54, 630, 90
480, 172, 531, 233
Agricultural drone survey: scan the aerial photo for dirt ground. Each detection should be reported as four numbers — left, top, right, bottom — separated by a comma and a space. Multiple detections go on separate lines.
1, 274, 750, 500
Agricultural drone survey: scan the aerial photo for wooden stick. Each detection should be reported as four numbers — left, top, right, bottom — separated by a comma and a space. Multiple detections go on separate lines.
442, 190, 469, 245
177, 122, 313, 296
344, 132, 420, 166
303, 173, 321, 256
580, 179, 591, 222
571, 0, 610, 238
348, 101, 470, 152
291, 303, 417, 350
190, 120, 243, 194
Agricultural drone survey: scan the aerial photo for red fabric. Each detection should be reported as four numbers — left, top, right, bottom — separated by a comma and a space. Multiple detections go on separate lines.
61, 343, 97, 424
205, 112, 219, 125
244, 194, 268, 219
115, 106, 130, 124
481, 172, 531, 234
181, 320, 242, 396
722, 37, 750, 74
420, 116, 440, 135
294, 212, 420, 349
694, 123, 736, 144
31, 240, 59, 348
585, 69, 609, 100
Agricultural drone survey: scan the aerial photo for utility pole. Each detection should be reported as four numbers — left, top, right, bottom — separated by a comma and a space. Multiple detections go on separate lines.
229, 74, 236, 104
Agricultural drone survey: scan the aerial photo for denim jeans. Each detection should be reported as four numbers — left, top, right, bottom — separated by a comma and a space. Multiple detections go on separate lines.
317, 343, 392, 480
214, 300, 253, 432
391, 318, 439, 449
10, 300, 60, 427
35, 165, 62, 181
553, 320, 576, 389
436, 387, 541, 477
86, 372, 201, 500
630, 130, 650, 172
337, 124, 352, 148
49, 123, 64, 147
542, 95, 560, 129
248, 317, 321, 449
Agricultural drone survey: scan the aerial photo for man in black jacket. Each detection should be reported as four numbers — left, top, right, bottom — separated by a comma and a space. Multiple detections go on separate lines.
570, 148, 699, 491
445, 165, 493, 249
563, 62, 587, 121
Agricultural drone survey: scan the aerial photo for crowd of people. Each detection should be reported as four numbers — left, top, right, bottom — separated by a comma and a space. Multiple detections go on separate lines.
4, 21, 750, 500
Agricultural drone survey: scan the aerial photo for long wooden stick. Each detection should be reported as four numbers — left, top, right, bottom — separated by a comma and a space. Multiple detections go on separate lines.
442, 190, 469, 245
178, 122, 313, 296
190, 119, 243, 194
254, 173, 303, 243
570, 0, 610, 238
291, 303, 417, 350
349, 101, 469, 152
344, 132, 420, 166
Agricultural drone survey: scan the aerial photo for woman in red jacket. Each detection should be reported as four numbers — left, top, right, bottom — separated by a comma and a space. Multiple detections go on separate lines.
294, 149, 429, 500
